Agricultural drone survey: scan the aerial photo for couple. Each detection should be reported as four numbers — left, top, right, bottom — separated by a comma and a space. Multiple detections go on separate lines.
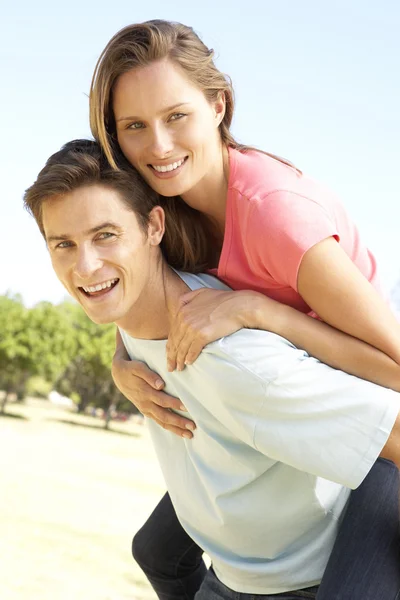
25, 138, 400, 600
26, 19, 400, 600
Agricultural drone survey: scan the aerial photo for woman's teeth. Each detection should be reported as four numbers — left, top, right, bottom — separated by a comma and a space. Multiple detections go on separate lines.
82, 278, 119, 294
152, 158, 185, 173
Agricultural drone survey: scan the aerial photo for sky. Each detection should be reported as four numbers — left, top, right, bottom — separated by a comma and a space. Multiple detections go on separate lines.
1, 0, 400, 307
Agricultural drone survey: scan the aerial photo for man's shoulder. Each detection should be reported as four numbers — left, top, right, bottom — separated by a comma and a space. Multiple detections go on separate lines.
175, 270, 232, 292
203, 329, 311, 386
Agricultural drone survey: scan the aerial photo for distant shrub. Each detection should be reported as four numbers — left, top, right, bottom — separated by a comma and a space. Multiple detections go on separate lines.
70, 392, 80, 407
26, 376, 52, 399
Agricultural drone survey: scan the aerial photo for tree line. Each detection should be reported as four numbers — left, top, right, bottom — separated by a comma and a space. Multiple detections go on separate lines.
0, 294, 137, 425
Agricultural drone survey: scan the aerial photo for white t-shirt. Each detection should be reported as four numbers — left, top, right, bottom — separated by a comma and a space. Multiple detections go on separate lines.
120, 271, 399, 595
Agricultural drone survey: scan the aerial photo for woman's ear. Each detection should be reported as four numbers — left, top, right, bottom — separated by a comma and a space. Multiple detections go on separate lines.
148, 206, 165, 246
214, 92, 226, 127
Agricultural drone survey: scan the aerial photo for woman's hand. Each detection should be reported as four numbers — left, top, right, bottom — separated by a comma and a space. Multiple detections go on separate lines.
167, 287, 267, 371
111, 353, 196, 438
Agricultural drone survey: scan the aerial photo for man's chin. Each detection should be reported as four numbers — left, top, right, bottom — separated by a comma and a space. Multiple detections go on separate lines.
90, 313, 116, 325
80, 306, 117, 326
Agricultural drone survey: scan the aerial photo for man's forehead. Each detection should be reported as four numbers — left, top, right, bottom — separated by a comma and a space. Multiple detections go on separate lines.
42, 186, 136, 239
45, 220, 124, 242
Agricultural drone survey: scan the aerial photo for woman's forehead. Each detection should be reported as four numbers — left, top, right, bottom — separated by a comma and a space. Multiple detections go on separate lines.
113, 59, 203, 116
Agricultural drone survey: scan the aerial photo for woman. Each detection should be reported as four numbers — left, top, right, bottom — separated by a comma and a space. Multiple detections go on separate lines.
89, 20, 400, 600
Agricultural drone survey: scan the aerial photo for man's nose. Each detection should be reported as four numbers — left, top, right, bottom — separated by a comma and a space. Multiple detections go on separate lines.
73, 246, 102, 280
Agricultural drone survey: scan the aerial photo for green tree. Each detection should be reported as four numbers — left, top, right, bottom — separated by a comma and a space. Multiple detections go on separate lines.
0, 294, 29, 412
0, 295, 76, 413
55, 305, 133, 429
0, 294, 132, 427
24, 301, 77, 383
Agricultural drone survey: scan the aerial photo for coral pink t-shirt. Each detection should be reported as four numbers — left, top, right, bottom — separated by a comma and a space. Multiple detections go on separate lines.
210, 148, 382, 315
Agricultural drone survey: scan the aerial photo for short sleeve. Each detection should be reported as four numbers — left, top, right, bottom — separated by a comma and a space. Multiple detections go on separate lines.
246, 191, 340, 291
253, 356, 400, 488
198, 332, 399, 489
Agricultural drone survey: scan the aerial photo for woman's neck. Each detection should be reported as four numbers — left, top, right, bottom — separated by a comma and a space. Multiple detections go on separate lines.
181, 145, 230, 231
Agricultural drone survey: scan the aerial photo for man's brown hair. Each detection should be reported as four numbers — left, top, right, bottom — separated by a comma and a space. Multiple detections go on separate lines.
24, 139, 213, 272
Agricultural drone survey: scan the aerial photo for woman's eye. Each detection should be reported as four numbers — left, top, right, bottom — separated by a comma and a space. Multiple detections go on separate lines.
169, 112, 186, 122
127, 121, 144, 130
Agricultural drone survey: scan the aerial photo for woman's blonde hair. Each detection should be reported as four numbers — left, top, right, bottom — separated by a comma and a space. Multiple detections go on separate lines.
90, 19, 297, 171
89, 20, 299, 270
23, 139, 213, 272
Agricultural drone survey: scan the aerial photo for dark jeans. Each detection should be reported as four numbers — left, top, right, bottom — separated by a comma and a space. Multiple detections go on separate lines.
132, 458, 400, 600
195, 569, 318, 599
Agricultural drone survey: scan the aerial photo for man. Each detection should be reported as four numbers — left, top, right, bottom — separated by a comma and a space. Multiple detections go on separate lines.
24, 140, 400, 600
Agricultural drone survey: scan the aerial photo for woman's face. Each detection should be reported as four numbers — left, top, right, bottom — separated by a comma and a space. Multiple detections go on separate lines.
113, 58, 225, 198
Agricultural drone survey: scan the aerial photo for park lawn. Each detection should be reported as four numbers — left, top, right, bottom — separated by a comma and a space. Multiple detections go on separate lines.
0, 398, 165, 600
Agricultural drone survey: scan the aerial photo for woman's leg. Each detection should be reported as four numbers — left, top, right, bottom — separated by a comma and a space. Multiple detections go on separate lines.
195, 568, 318, 599
316, 458, 400, 600
132, 491, 206, 600
133, 460, 400, 599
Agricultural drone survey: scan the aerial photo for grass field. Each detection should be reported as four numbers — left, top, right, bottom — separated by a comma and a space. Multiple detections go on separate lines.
0, 397, 165, 600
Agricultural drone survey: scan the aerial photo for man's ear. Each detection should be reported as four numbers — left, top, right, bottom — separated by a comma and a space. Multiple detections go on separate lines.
148, 206, 165, 246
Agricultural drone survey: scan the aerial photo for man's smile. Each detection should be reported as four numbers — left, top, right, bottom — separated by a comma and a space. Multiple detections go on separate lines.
78, 277, 120, 298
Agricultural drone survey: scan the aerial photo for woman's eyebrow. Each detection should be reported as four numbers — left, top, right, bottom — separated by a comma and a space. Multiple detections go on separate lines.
116, 102, 191, 122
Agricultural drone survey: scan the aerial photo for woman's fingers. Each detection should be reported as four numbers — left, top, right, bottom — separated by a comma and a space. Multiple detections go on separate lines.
153, 416, 194, 439
167, 288, 243, 371
111, 357, 196, 437
134, 389, 196, 436
150, 401, 196, 437
175, 329, 209, 371
183, 337, 207, 366
166, 318, 188, 372
167, 308, 208, 371
129, 359, 165, 390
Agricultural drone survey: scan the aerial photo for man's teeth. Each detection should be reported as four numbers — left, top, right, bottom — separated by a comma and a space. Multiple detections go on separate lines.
82, 278, 118, 293
152, 158, 185, 173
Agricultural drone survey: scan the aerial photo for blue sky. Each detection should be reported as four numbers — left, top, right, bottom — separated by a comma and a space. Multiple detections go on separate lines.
1, 0, 399, 306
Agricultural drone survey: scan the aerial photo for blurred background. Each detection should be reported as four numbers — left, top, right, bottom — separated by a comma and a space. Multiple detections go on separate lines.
1, 1, 400, 598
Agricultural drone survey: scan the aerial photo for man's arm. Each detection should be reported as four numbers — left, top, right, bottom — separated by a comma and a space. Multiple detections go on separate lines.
210, 333, 400, 489
192, 331, 400, 488
251, 352, 400, 489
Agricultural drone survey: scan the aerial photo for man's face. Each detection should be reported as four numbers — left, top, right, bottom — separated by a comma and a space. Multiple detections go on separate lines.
42, 184, 157, 326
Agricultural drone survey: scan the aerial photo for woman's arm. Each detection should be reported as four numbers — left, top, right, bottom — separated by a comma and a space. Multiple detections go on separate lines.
253, 236, 400, 390
251, 294, 400, 391
112, 329, 196, 437
297, 237, 400, 363
166, 244, 400, 391
168, 285, 400, 391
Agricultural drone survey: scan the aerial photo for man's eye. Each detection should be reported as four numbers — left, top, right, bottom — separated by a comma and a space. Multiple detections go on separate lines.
98, 232, 115, 240
56, 241, 73, 249
169, 113, 186, 122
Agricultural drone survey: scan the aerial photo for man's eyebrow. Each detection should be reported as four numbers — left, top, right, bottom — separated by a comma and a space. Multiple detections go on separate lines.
46, 222, 121, 242
116, 102, 191, 122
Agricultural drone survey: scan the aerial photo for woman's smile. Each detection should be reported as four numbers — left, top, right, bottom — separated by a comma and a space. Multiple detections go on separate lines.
148, 156, 189, 178
113, 58, 225, 201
